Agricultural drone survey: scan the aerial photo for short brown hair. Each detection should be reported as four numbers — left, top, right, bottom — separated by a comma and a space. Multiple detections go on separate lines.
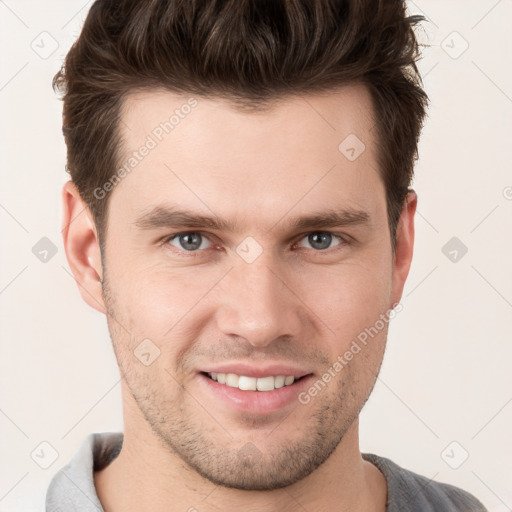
54, 0, 428, 250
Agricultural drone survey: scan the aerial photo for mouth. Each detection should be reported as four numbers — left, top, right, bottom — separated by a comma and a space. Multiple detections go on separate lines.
200, 371, 311, 392
198, 368, 315, 414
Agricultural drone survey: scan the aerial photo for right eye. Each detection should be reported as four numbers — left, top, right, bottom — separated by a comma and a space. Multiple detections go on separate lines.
165, 232, 213, 252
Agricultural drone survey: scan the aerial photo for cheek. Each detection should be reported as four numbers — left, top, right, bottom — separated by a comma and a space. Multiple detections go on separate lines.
119, 263, 223, 340
296, 256, 393, 337
106, 266, 213, 385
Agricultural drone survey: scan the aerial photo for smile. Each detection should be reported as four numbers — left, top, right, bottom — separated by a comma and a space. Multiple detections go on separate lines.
205, 372, 301, 391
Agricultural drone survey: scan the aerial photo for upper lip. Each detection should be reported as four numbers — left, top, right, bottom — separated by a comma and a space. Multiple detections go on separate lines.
200, 363, 312, 379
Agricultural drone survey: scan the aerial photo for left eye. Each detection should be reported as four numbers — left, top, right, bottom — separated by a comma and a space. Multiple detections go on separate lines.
296, 232, 343, 251
167, 232, 212, 251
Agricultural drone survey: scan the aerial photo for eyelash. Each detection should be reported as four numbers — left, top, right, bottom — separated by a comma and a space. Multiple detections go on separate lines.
160, 231, 351, 256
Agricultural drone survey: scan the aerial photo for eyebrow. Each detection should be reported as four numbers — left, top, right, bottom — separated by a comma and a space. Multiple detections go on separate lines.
133, 206, 371, 233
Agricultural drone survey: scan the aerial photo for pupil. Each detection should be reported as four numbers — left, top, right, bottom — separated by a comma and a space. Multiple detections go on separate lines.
181, 233, 201, 250
309, 232, 331, 250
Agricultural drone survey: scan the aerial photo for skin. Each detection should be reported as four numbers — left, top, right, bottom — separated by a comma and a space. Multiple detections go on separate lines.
62, 84, 416, 511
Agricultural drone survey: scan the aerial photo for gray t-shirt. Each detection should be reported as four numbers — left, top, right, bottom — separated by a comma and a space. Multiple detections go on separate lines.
45, 432, 488, 511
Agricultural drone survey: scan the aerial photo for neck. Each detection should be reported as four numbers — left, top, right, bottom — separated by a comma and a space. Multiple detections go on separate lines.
95, 408, 387, 512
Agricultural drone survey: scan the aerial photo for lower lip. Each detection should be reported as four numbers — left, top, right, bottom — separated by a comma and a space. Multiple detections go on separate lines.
198, 373, 314, 415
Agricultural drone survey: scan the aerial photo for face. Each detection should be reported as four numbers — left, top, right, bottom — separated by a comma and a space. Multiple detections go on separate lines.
78, 85, 413, 490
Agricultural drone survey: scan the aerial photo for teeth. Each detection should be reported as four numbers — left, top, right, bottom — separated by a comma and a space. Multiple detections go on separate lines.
256, 376, 274, 391
207, 372, 297, 391
238, 376, 257, 391
274, 376, 285, 388
225, 373, 239, 387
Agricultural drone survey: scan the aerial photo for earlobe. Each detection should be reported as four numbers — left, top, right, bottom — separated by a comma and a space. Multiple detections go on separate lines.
390, 189, 417, 307
61, 181, 106, 314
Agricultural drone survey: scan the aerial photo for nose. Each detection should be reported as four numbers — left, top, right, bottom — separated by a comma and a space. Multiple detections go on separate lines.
215, 256, 305, 348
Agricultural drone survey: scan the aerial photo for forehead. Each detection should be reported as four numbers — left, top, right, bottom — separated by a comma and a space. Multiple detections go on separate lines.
109, 85, 383, 229
119, 85, 375, 155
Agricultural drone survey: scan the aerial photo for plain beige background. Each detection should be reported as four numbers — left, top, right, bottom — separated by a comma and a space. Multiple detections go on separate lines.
1, 1, 511, 510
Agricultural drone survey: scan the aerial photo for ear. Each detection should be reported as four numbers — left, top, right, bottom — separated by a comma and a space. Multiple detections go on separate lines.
61, 181, 106, 314
390, 189, 417, 306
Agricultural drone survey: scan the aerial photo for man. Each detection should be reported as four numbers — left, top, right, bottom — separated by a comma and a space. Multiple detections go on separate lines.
46, 0, 487, 510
